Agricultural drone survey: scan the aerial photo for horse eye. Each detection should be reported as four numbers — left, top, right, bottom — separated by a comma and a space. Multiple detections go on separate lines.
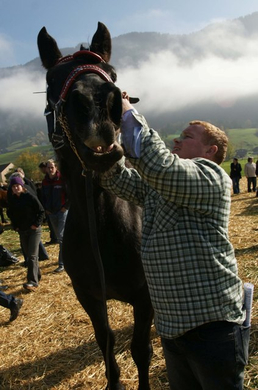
47, 78, 55, 87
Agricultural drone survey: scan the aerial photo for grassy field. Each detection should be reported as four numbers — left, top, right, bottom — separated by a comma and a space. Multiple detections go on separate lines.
0, 146, 250, 178
0, 179, 257, 389
226, 128, 258, 150
0, 145, 53, 166
0, 126, 257, 168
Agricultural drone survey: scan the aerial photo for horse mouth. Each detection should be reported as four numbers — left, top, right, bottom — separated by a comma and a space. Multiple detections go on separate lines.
89, 143, 115, 154
83, 138, 121, 156
78, 140, 124, 173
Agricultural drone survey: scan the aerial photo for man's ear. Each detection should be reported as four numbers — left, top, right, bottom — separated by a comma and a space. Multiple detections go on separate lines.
205, 145, 218, 159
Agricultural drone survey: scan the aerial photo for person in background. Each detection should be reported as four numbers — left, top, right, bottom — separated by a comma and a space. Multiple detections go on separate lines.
256, 159, 258, 197
38, 162, 58, 244
0, 288, 23, 322
230, 157, 242, 194
0, 224, 23, 322
0, 185, 8, 223
38, 162, 47, 175
15, 167, 37, 194
7, 176, 44, 291
0, 207, 7, 224
0, 224, 19, 266
244, 157, 256, 192
0, 182, 7, 190
41, 160, 69, 273
100, 94, 249, 390
8, 172, 49, 263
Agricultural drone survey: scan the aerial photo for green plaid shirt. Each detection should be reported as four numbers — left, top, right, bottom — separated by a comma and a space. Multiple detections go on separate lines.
101, 113, 245, 338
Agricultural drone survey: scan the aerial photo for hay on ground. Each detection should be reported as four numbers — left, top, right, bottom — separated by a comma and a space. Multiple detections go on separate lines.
0, 179, 257, 389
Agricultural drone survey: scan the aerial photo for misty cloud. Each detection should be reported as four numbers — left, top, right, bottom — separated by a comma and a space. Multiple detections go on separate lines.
1, 14, 258, 133
0, 69, 46, 119
117, 50, 258, 115
116, 19, 258, 116
191, 19, 258, 59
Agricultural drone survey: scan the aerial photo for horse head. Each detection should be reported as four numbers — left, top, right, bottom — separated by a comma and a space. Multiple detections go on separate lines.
37, 22, 124, 173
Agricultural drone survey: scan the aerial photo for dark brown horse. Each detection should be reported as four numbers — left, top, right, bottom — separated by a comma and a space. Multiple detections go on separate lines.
37, 23, 153, 390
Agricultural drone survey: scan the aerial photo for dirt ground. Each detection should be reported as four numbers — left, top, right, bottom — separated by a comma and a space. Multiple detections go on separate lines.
0, 179, 257, 389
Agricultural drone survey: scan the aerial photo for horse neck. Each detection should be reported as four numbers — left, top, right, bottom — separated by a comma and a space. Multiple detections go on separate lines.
57, 145, 111, 216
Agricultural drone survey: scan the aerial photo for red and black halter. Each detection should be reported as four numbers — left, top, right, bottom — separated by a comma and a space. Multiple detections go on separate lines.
56, 51, 113, 104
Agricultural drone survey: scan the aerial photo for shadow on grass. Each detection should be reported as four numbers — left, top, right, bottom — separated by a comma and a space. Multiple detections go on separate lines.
0, 325, 161, 389
231, 195, 253, 203
234, 244, 258, 257
232, 196, 258, 216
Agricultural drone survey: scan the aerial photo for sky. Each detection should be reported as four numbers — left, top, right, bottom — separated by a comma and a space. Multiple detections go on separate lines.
0, 0, 258, 125
0, 0, 258, 67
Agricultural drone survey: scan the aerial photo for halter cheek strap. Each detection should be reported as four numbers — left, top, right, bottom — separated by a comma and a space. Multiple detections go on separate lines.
44, 103, 65, 149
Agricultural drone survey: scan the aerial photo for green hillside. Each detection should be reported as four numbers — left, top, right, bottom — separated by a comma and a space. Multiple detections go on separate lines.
0, 128, 257, 176
0, 144, 53, 165
226, 128, 258, 150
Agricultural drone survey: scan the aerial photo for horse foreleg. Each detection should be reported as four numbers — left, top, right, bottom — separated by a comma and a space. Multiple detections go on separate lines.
131, 286, 154, 390
72, 283, 125, 390
93, 317, 125, 390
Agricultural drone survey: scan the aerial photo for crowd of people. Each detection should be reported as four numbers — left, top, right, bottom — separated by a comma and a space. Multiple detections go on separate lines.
0, 159, 69, 322
230, 156, 258, 195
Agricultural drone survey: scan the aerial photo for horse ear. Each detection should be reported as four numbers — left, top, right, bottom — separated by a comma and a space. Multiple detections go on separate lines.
90, 22, 111, 62
37, 27, 62, 69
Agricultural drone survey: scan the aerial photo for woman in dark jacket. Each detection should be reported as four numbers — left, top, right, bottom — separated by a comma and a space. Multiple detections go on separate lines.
7, 176, 45, 291
230, 157, 242, 194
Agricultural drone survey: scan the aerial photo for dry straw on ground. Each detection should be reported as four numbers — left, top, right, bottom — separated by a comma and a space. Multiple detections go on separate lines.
0, 179, 257, 389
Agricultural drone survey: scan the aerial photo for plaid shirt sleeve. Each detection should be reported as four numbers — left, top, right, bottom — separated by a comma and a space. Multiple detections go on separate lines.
100, 157, 149, 207
127, 112, 229, 211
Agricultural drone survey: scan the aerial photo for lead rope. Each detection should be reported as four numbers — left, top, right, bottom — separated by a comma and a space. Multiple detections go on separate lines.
84, 171, 111, 388
58, 114, 111, 388
57, 115, 88, 172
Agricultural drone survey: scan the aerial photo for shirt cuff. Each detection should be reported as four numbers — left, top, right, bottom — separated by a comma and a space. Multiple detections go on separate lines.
121, 109, 142, 158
